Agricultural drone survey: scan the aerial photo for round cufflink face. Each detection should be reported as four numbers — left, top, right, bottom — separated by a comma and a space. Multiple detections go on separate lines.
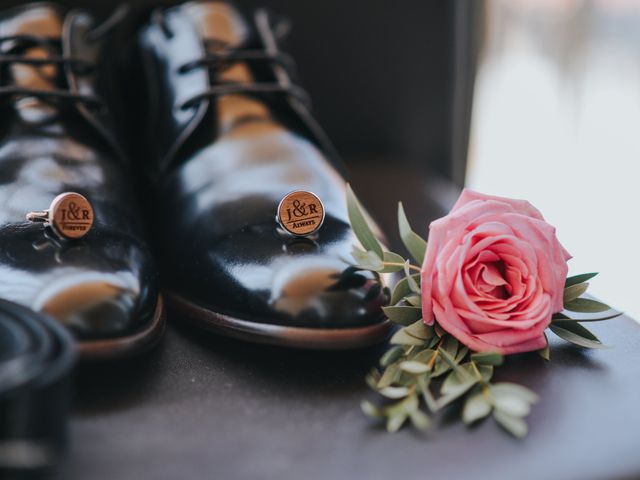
47, 192, 94, 239
276, 190, 325, 237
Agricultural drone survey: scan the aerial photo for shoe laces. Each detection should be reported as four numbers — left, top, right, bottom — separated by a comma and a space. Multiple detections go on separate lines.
153, 9, 310, 111
0, 5, 128, 111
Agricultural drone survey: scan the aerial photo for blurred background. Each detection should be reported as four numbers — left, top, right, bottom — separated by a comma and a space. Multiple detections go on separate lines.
6, 0, 638, 318
467, 0, 640, 320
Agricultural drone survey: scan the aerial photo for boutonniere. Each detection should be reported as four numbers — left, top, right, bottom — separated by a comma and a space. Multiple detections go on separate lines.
346, 186, 620, 437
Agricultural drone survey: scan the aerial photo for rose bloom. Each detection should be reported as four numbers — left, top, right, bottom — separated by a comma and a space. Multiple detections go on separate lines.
421, 190, 571, 354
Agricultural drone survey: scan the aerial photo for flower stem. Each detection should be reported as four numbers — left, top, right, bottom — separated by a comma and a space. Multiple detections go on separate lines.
383, 262, 422, 273
470, 361, 484, 382
428, 338, 445, 370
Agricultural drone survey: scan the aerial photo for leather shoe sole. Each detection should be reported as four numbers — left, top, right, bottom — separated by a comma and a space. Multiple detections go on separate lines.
166, 291, 391, 350
76, 296, 166, 360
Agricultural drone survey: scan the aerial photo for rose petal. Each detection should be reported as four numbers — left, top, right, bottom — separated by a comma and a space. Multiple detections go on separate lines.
422, 190, 570, 354
451, 189, 546, 221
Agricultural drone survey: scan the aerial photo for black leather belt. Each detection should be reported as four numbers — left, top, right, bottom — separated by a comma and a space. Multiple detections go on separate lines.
0, 299, 76, 478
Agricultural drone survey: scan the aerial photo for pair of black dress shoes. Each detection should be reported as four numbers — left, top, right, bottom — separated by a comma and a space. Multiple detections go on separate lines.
0, 1, 390, 360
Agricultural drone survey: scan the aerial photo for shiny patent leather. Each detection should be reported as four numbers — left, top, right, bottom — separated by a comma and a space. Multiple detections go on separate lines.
0, 4, 160, 347
0, 298, 75, 475
135, 2, 387, 330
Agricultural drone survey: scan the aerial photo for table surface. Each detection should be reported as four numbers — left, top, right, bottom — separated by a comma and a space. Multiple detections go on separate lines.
65, 171, 640, 480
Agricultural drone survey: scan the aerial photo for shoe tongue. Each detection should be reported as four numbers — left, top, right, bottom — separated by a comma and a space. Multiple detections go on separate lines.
182, 1, 250, 49
0, 4, 65, 93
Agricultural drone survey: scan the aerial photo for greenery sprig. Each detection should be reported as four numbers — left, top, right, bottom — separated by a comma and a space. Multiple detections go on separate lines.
345, 185, 621, 438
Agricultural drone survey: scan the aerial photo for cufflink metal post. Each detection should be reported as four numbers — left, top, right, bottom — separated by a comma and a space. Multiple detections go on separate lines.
276, 190, 325, 237
26, 192, 94, 240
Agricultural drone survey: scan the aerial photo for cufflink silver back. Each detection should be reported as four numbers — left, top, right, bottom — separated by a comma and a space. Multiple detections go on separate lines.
26, 192, 94, 240
276, 190, 325, 237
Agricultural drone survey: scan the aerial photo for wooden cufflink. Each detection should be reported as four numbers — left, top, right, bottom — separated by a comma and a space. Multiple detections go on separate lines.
26, 192, 94, 240
276, 190, 325, 237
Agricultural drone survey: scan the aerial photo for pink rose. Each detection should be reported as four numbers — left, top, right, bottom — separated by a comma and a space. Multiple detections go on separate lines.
421, 190, 571, 354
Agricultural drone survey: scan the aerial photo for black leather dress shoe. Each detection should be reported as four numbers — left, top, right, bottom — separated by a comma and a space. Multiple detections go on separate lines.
134, 1, 389, 349
0, 3, 164, 359
0, 298, 75, 476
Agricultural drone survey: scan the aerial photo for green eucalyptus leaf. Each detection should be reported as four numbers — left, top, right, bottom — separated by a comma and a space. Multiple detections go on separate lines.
382, 306, 422, 325
361, 400, 385, 419
383, 251, 405, 262
476, 364, 494, 382
400, 360, 430, 374
441, 368, 471, 394
404, 261, 421, 294
398, 202, 428, 264
470, 351, 504, 366
393, 394, 419, 415
377, 363, 401, 388
380, 346, 405, 367
437, 382, 476, 410
411, 348, 437, 364
441, 368, 478, 400
463, 390, 492, 425
565, 272, 598, 288
492, 392, 531, 417
442, 335, 459, 359
455, 346, 470, 364
538, 337, 550, 361
572, 312, 623, 322
440, 370, 461, 395
386, 412, 408, 433
405, 295, 422, 307
432, 363, 452, 380
438, 346, 467, 377
365, 369, 381, 390
417, 376, 438, 412
379, 386, 410, 399
434, 323, 446, 337
405, 393, 420, 413
430, 356, 450, 378
346, 184, 384, 259
404, 320, 433, 340
564, 298, 611, 313
550, 323, 607, 349
390, 329, 426, 346
459, 362, 493, 382
490, 383, 539, 404
381, 251, 406, 273
395, 371, 417, 388
552, 320, 599, 340
564, 282, 589, 304
494, 410, 528, 438
409, 409, 432, 430
390, 274, 421, 305
351, 246, 384, 271
385, 395, 419, 433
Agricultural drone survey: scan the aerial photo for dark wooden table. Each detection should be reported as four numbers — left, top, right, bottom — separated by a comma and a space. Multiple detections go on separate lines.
65, 170, 640, 480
